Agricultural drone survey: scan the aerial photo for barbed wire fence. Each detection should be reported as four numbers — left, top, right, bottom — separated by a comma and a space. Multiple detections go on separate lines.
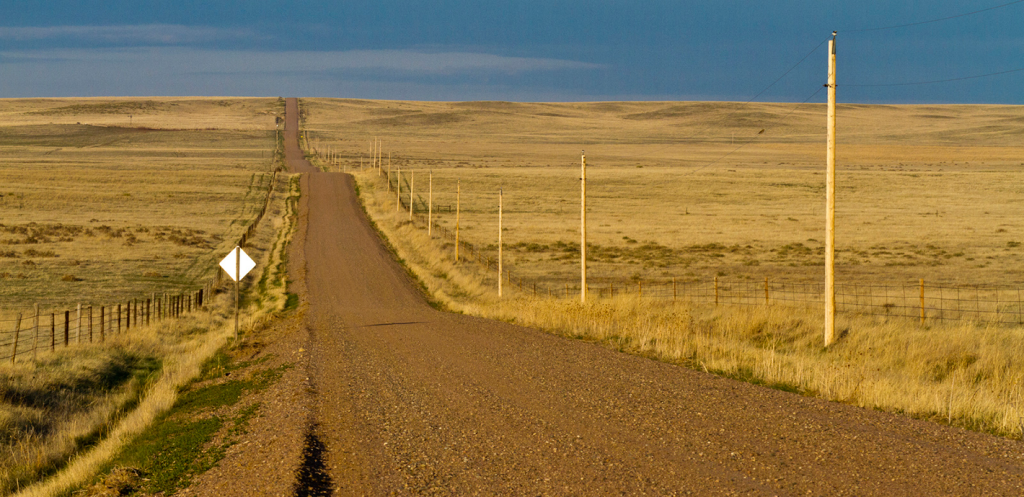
0, 165, 282, 366
371, 170, 1024, 328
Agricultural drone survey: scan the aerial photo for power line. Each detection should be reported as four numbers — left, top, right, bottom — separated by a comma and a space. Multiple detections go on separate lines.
745, 38, 829, 104
683, 84, 826, 176
627, 37, 830, 163
848, 0, 1024, 32
846, 66, 1024, 87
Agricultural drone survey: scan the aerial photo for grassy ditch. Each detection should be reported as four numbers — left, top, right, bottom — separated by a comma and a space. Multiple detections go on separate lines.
353, 169, 1024, 440
78, 352, 292, 496
6, 169, 299, 497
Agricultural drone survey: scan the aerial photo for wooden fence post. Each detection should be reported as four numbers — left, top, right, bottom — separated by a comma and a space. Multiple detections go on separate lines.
11, 313, 22, 365
64, 311, 70, 346
715, 276, 720, 306
146, 299, 150, 326
638, 280, 642, 298
673, 278, 677, 302
455, 180, 461, 263
33, 304, 39, 361
88, 306, 93, 342
765, 277, 770, 306
100, 306, 105, 342
920, 278, 926, 325
76, 303, 82, 344
50, 312, 55, 351
117, 304, 121, 334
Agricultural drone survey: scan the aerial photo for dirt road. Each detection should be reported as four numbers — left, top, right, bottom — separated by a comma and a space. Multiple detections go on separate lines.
282, 98, 1024, 495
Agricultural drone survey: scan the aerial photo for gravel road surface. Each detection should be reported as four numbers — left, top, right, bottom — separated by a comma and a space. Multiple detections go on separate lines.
283, 98, 1024, 495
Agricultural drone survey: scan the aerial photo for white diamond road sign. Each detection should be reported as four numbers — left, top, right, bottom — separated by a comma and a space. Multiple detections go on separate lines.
219, 247, 256, 282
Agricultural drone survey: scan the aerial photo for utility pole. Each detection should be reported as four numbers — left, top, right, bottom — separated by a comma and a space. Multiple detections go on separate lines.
410, 171, 414, 220
428, 171, 433, 238
824, 31, 837, 347
455, 180, 461, 263
397, 167, 402, 212
581, 150, 587, 303
498, 188, 503, 298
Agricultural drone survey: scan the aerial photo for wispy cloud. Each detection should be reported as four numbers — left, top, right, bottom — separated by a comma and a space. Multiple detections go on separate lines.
0, 24, 254, 45
0, 47, 604, 75
310, 50, 604, 74
0, 47, 607, 99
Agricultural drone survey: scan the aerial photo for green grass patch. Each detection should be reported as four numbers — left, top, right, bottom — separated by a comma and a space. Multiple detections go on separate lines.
92, 354, 291, 495
285, 292, 300, 311
109, 415, 225, 495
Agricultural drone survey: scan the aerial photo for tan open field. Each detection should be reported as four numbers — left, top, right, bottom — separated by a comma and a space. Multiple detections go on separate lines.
301, 98, 1024, 290
0, 97, 293, 495
303, 98, 1024, 439
0, 98, 284, 315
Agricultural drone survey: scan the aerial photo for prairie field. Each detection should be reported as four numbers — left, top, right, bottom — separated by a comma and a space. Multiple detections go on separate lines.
302, 97, 1024, 438
0, 97, 284, 316
301, 98, 1024, 290
0, 97, 290, 495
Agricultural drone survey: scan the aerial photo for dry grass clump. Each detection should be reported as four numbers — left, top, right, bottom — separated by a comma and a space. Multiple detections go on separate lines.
483, 297, 1024, 437
2, 335, 161, 493
355, 170, 1024, 439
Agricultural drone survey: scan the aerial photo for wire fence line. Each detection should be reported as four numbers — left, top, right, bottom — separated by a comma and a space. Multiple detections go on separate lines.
379, 172, 1024, 328
1, 166, 282, 366
0, 290, 211, 364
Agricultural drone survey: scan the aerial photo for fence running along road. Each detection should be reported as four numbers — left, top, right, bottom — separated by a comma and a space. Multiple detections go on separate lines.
1, 167, 282, 365
377, 171, 1024, 327
281, 97, 1024, 494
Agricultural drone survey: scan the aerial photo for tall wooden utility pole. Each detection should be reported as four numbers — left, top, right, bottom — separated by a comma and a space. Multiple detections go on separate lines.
428, 171, 433, 238
498, 188, 503, 298
455, 180, 461, 263
580, 151, 587, 303
409, 171, 414, 220
824, 31, 837, 347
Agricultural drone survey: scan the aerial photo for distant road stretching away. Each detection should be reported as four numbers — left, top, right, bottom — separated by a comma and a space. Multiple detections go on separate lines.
282, 98, 1024, 494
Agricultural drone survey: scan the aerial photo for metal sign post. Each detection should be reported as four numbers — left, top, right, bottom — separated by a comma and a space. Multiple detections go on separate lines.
219, 246, 256, 339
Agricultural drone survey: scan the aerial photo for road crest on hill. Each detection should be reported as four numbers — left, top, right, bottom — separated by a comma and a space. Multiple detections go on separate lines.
280, 98, 1024, 495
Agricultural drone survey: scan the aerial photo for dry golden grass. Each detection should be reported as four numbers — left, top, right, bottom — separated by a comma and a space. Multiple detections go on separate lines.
0, 97, 294, 496
11, 173, 298, 497
3, 172, 297, 497
304, 98, 1024, 289
0, 98, 284, 319
355, 170, 1024, 439
310, 97, 1024, 439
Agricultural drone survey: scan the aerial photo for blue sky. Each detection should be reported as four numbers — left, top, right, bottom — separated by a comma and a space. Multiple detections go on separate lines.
0, 1, 1022, 103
